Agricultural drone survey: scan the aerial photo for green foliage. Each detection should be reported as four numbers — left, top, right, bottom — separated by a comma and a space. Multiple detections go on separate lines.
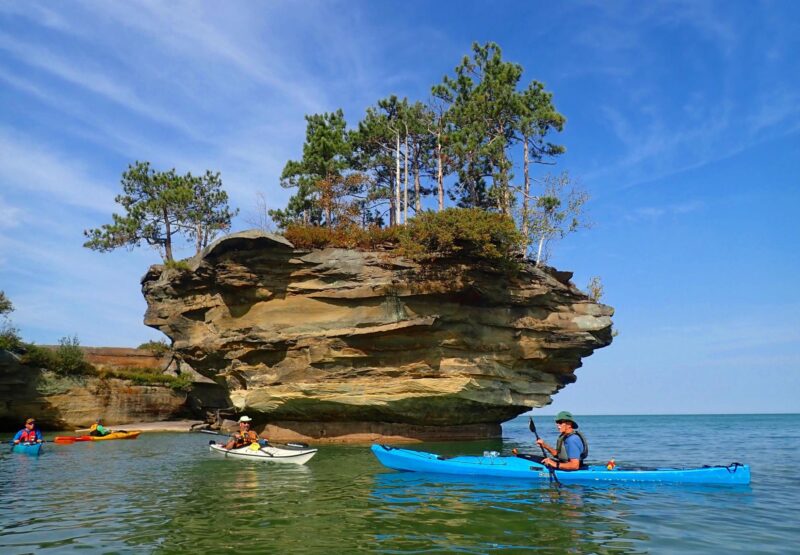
266, 41, 582, 263
284, 223, 401, 250
21, 337, 94, 376
397, 208, 523, 264
0, 290, 20, 352
98, 367, 192, 391
586, 276, 604, 302
137, 339, 171, 356
186, 170, 239, 252
83, 161, 237, 261
55, 336, 93, 375
164, 259, 191, 271
21, 344, 58, 371
0, 323, 22, 352
0, 290, 12, 315
526, 172, 589, 264
284, 208, 523, 268
270, 110, 355, 228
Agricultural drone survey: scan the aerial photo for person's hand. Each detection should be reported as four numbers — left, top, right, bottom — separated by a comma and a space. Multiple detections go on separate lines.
542, 458, 556, 468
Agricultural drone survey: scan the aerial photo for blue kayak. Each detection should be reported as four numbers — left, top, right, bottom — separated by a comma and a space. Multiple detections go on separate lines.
371, 444, 750, 486
10, 442, 43, 456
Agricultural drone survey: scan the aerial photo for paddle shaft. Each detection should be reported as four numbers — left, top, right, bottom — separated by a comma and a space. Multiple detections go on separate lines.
529, 417, 548, 458
529, 417, 561, 485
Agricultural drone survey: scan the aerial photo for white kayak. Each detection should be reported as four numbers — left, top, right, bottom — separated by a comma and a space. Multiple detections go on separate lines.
208, 441, 317, 465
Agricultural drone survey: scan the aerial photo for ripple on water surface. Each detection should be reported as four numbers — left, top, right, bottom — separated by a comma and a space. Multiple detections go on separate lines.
1, 415, 798, 554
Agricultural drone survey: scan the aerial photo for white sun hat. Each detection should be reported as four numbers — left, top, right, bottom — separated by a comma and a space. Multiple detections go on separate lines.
238, 415, 253, 423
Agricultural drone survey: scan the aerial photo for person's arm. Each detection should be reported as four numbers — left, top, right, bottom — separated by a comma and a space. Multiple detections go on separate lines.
541, 455, 581, 469
535, 438, 557, 456
36, 429, 44, 443
12, 430, 22, 444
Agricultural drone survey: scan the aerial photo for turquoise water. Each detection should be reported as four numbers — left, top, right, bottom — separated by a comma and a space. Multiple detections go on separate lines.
1, 414, 797, 553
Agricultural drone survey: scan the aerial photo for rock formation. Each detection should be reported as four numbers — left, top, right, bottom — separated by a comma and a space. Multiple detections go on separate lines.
142, 230, 614, 442
0, 349, 188, 429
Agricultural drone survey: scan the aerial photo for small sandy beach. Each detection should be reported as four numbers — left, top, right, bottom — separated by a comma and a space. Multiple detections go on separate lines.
75, 420, 205, 433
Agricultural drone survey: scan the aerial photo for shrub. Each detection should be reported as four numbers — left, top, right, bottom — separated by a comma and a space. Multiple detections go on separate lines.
21, 337, 95, 376
55, 335, 92, 375
21, 344, 58, 370
284, 224, 401, 250
164, 259, 191, 271
282, 208, 524, 268
98, 366, 192, 391
137, 339, 171, 356
397, 208, 524, 264
0, 323, 23, 352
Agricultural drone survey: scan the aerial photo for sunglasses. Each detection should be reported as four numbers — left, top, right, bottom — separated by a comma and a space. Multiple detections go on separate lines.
556, 420, 570, 425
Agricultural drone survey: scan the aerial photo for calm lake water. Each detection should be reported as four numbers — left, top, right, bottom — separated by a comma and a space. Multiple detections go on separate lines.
1, 414, 798, 554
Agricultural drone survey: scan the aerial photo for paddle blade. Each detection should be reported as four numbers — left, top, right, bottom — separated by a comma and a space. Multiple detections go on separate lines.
528, 417, 536, 434
54, 437, 76, 444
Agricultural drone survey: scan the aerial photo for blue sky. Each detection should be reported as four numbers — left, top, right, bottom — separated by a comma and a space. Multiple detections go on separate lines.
1, 1, 798, 414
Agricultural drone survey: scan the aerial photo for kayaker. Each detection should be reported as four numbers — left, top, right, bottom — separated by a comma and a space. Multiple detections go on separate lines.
13, 418, 43, 444
534, 411, 588, 471
89, 419, 112, 437
221, 415, 260, 449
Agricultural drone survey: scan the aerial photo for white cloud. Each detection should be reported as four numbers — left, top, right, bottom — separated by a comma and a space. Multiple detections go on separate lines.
0, 196, 24, 228
0, 129, 116, 213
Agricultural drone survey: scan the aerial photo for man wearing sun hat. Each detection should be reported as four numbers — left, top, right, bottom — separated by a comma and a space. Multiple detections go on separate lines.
221, 415, 260, 450
535, 411, 589, 471
13, 418, 43, 445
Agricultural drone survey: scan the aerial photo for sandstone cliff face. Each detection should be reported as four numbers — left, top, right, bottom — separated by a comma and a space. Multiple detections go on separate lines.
0, 350, 188, 430
142, 230, 613, 441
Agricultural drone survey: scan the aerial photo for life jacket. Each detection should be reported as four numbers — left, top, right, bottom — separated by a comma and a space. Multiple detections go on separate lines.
89, 423, 110, 436
233, 430, 259, 448
554, 430, 589, 464
19, 429, 39, 442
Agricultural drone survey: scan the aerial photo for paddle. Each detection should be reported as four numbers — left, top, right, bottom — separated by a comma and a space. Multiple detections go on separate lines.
529, 417, 548, 459
529, 416, 560, 486
54, 436, 77, 444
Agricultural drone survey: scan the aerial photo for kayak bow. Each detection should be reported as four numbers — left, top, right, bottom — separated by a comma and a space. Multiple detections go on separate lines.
371, 444, 750, 486
11, 442, 43, 456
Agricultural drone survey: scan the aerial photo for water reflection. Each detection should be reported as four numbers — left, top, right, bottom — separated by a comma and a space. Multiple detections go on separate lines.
0, 417, 794, 554
369, 471, 647, 553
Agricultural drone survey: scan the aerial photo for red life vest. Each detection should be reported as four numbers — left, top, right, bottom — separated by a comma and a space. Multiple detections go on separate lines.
19, 429, 38, 442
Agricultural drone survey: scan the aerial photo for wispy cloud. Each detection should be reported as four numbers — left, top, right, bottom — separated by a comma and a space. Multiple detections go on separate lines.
0, 195, 23, 229
0, 129, 115, 213
626, 200, 704, 222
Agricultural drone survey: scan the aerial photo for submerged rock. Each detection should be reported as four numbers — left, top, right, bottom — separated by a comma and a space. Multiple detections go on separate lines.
142, 230, 614, 441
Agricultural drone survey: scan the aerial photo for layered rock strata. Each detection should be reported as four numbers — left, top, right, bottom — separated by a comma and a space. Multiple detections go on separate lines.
0, 350, 188, 429
142, 230, 614, 441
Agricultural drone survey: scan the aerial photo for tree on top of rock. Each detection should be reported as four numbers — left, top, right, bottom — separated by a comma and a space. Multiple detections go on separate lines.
269, 110, 362, 228
83, 161, 237, 262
